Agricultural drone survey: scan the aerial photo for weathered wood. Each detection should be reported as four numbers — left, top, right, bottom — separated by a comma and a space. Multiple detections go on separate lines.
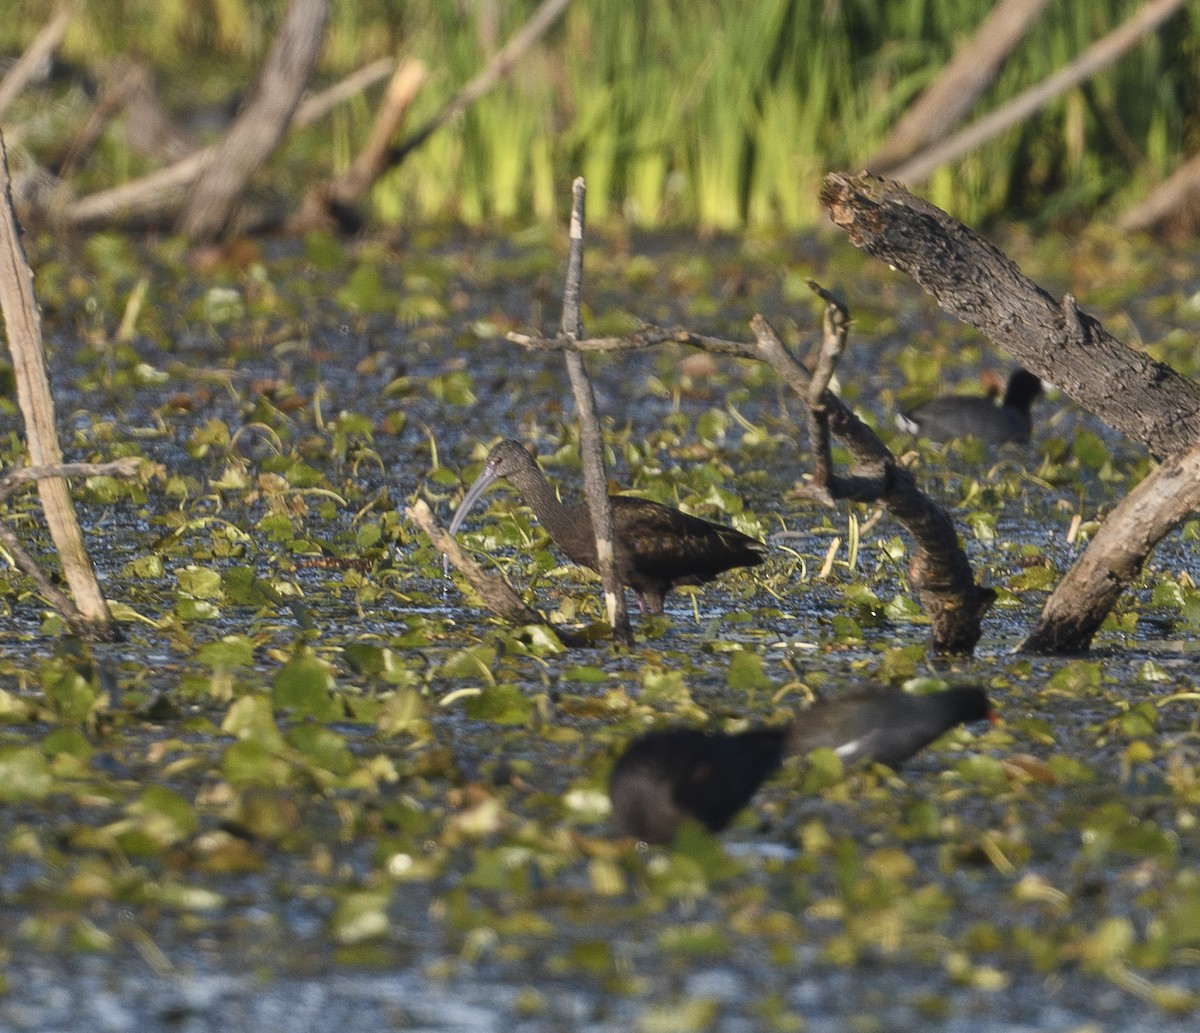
868, 0, 1052, 173
288, 59, 428, 233
407, 499, 585, 647
0, 6, 70, 120
751, 314, 993, 655
389, 0, 574, 165
0, 136, 111, 632
179, 0, 329, 240
820, 172, 1200, 457
887, 0, 1188, 185
62, 57, 393, 231
559, 178, 632, 643
1023, 442, 1200, 653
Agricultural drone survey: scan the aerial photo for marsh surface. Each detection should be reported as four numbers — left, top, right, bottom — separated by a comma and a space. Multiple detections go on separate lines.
2, 227, 1200, 1031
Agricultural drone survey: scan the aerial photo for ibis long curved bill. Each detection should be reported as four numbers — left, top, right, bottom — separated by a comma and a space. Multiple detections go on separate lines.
444, 440, 766, 613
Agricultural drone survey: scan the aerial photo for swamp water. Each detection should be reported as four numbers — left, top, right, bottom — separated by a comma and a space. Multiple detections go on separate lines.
1, 228, 1200, 1031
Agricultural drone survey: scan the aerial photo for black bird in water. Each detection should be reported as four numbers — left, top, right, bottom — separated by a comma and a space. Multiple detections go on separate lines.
608, 684, 994, 844
447, 440, 766, 613
896, 369, 1044, 444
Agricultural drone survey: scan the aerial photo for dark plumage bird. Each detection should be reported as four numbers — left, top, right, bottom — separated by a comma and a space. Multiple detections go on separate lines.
447, 440, 766, 613
608, 685, 993, 844
896, 369, 1043, 444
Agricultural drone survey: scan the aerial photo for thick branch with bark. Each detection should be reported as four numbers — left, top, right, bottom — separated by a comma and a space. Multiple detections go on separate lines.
820, 172, 1200, 457
821, 170, 1200, 654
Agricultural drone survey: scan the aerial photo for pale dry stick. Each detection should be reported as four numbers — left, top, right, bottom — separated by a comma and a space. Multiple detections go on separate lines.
0, 134, 111, 631
389, 0, 574, 163
0, 458, 143, 634
180, 0, 330, 238
867, 0, 1053, 172
63, 52, 392, 228
1119, 151, 1200, 233
890, 0, 1187, 185
0, 6, 71, 120
558, 178, 631, 644
293, 57, 396, 125
407, 500, 586, 647
289, 58, 428, 232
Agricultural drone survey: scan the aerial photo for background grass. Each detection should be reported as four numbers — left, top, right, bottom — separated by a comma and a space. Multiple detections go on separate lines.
2, 0, 1196, 229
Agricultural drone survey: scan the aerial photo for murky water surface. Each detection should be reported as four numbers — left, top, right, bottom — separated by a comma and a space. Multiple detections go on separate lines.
2, 229, 1200, 1031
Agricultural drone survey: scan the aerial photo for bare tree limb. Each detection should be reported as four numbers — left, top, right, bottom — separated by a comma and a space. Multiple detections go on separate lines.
407, 499, 586, 646
61, 56, 391, 230
288, 59, 428, 233
0, 6, 71, 121
508, 325, 761, 360
750, 313, 993, 654
389, 0, 574, 165
1118, 151, 1200, 235
819, 171, 1200, 457
0, 133, 112, 634
0, 457, 142, 503
867, 0, 1053, 173
1023, 441, 1200, 653
559, 178, 632, 644
179, 0, 330, 240
889, 0, 1188, 185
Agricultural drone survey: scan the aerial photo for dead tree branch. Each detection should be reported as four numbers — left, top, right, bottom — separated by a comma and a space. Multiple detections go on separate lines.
389, 0, 574, 166
0, 134, 113, 636
559, 178, 632, 644
1119, 151, 1200, 235
0, 6, 71, 121
288, 58, 428, 234
867, 0, 1052, 173
407, 499, 586, 647
61, 57, 394, 231
1022, 442, 1200, 653
888, 0, 1188, 185
821, 170, 1200, 654
179, 0, 330, 240
820, 172, 1200, 457
750, 312, 994, 654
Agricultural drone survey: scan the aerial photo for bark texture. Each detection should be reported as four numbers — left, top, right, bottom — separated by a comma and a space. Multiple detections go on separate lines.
820, 172, 1200, 457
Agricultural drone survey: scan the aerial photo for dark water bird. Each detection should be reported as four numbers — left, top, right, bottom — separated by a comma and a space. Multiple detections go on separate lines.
608, 685, 993, 844
896, 369, 1044, 444
447, 440, 766, 613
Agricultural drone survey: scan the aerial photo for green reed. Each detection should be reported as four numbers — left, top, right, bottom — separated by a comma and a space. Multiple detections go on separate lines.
8, 0, 1197, 229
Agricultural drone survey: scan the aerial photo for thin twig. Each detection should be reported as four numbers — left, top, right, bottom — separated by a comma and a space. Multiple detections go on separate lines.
0, 457, 143, 503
